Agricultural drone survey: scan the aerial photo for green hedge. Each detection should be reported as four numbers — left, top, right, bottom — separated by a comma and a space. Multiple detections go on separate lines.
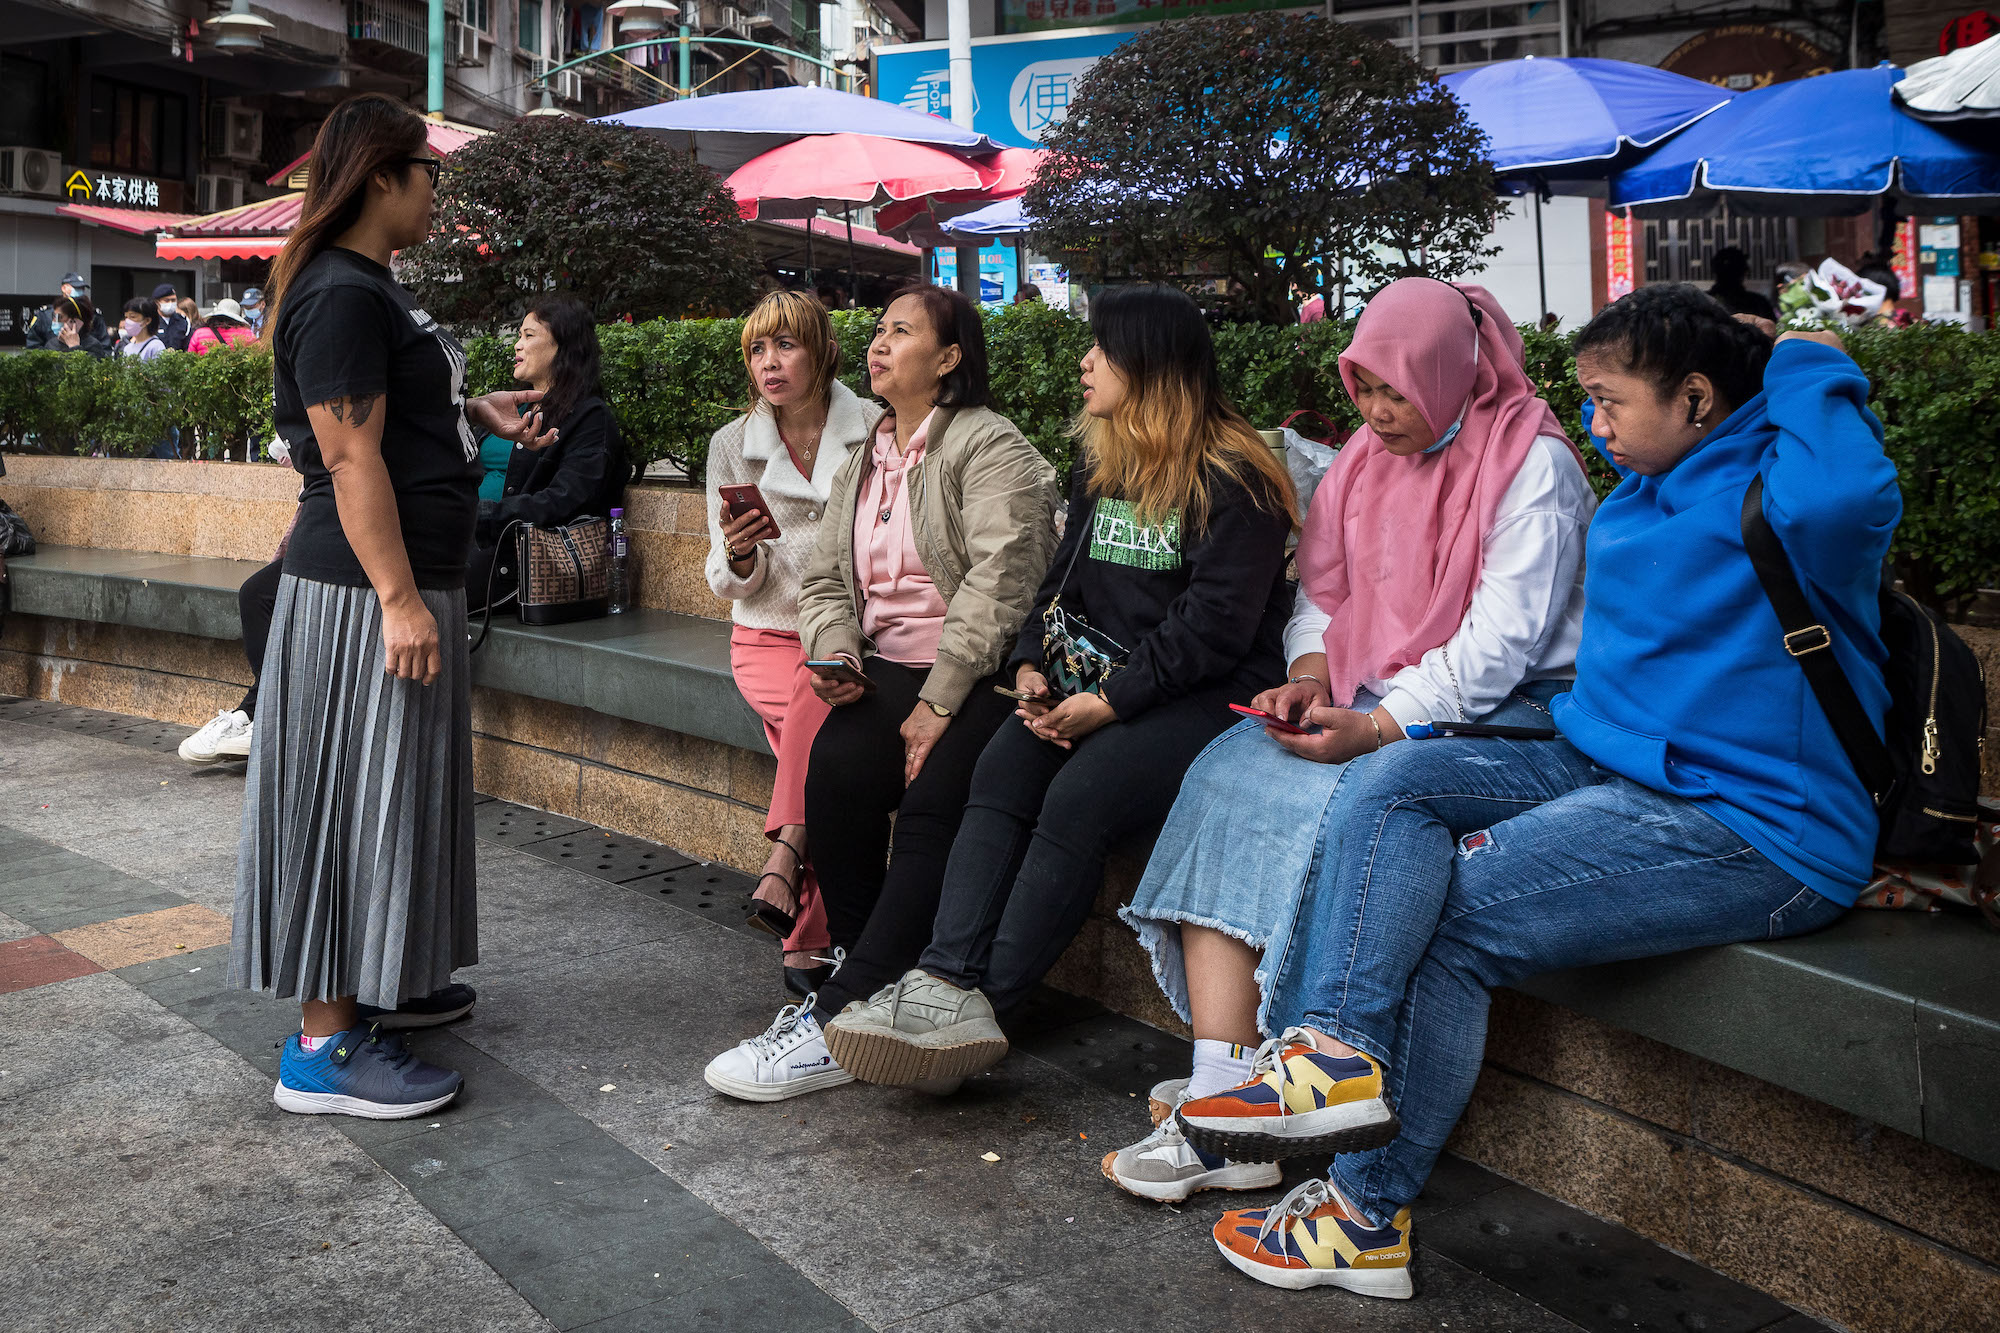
2, 314, 1994, 609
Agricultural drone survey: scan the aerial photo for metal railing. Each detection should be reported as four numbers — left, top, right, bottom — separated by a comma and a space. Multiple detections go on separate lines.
349, 0, 464, 59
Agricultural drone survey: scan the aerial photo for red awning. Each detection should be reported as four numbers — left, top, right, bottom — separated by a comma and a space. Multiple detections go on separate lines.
56, 204, 200, 236
155, 194, 301, 261
266, 119, 487, 187
762, 216, 920, 257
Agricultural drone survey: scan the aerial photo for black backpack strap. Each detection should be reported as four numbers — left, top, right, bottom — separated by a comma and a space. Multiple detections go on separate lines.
1739, 477, 1895, 806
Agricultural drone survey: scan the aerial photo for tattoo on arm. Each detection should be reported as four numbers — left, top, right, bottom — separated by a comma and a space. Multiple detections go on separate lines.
319, 394, 382, 427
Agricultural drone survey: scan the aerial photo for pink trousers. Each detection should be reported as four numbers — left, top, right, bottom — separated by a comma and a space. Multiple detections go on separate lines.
728, 625, 832, 954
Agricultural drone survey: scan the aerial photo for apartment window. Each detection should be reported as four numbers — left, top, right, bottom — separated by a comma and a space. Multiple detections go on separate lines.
0, 55, 52, 150
466, 0, 493, 33
519, 0, 544, 53
88, 78, 188, 179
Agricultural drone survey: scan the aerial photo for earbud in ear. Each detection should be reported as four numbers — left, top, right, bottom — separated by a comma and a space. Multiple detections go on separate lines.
1685, 396, 1700, 425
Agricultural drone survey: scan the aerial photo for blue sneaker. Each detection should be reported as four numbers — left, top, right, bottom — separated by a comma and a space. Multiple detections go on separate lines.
355, 982, 477, 1030
274, 1025, 463, 1119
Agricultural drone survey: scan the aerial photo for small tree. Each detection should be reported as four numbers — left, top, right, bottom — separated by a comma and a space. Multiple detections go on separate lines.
403, 116, 759, 326
1025, 14, 1502, 325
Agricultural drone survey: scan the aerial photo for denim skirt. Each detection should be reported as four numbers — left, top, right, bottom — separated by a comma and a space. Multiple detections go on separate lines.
1120, 682, 1564, 1034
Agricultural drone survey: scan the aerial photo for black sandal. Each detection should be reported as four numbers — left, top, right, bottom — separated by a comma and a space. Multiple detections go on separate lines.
745, 837, 806, 939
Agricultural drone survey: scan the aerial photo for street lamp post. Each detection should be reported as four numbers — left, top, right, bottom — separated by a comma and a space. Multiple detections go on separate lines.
946, 0, 979, 300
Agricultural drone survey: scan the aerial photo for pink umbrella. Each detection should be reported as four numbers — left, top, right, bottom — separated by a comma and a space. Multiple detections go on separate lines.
727, 133, 1000, 222
875, 147, 1049, 245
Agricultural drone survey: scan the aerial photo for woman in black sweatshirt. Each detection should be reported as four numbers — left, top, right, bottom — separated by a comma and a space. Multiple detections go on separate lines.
820, 283, 1297, 1089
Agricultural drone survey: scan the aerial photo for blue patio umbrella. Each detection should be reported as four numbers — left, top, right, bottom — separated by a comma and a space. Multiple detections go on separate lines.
940, 196, 1032, 239
1442, 57, 1733, 319
597, 85, 995, 178
1612, 64, 2000, 216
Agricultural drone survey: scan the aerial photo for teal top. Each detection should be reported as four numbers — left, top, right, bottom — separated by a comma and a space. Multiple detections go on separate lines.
477, 432, 513, 502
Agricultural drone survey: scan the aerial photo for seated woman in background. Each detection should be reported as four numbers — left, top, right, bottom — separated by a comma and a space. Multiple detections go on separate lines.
1103, 278, 1595, 1204
703, 282, 1059, 1103
1185, 288, 1895, 1301
189, 299, 257, 354
819, 283, 1298, 1091
468, 296, 632, 610
705, 290, 883, 997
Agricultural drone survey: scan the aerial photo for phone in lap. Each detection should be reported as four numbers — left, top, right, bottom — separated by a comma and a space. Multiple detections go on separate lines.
719, 483, 782, 541
1230, 702, 1318, 735
993, 684, 1058, 702
806, 658, 876, 692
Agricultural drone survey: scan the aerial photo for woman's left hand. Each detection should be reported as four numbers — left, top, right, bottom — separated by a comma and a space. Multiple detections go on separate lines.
1026, 691, 1116, 750
470, 391, 560, 449
1270, 705, 1396, 765
901, 704, 951, 785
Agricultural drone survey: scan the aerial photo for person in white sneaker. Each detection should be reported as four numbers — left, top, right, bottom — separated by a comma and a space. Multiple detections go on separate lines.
703, 995, 855, 1102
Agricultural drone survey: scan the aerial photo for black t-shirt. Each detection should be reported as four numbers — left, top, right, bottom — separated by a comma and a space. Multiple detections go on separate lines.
273, 248, 481, 589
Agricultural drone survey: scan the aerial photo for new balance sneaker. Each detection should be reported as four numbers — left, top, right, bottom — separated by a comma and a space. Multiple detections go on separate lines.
1213, 1177, 1414, 1299
179, 709, 252, 765
1175, 1028, 1398, 1162
1148, 1076, 1189, 1126
1102, 1112, 1282, 1202
822, 969, 1008, 1086
355, 982, 477, 1030
704, 999, 854, 1102
273, 1025, 463, 1119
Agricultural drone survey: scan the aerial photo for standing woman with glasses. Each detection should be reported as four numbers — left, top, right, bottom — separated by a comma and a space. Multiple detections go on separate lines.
230, 94, 555, 1118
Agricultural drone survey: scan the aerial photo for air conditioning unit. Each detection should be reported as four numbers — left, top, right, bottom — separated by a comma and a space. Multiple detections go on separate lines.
555, 69, 584, 102
449, 20, 484, 65
196, 173, 245, 214
206, 102, 264, 165
721, 5, 744, 31
0, 146, 62, 197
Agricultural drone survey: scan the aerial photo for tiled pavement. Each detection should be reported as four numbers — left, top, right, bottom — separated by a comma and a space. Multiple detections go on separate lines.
0, 696, 1829, 1333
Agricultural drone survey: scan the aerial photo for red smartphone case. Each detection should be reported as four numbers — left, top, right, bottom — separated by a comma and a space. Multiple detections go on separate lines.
720, 484, 782, 541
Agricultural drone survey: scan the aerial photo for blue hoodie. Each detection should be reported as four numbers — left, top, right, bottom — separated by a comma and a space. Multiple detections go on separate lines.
1554, 340, 1901, 904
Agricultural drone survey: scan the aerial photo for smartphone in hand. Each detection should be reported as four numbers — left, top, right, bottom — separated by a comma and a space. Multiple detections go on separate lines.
806, 658, 876, 692
993, 684, 1056, 702
719, 483, 782, 541
1230, 702, 1318, 736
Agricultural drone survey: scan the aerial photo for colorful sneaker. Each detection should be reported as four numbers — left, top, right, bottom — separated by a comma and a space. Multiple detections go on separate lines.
355, 982, 476, 1030
1213, 1177, 1415, 1298
822, 969, 1008, 1086
273, 1025, 462, 1119
1147, 1076, 1188, 1126
1175, 1028, 1397, 1162
1102, 1111, 1281, 1202
704, 999, 854, 1102
178, 709, 252, 765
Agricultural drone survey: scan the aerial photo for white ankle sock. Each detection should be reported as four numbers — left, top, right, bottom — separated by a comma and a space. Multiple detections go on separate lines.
1187, 1038, 1255, 1099
299, 1031, 334, 1052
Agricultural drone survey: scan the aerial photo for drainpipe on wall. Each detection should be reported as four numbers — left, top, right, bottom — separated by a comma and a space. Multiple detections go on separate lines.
428, 0, 447, 117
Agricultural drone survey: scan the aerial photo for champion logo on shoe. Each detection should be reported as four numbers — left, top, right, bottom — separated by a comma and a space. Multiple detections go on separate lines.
789, 1055, 833, 1070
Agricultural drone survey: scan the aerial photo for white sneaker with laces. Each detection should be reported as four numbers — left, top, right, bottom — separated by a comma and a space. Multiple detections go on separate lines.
1103, 1102, 1283, 1201
703, 999, 854, 1103
179, 709, 252, 765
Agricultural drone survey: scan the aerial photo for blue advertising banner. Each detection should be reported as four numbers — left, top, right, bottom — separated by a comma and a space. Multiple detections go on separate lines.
874, 27, 1138, 149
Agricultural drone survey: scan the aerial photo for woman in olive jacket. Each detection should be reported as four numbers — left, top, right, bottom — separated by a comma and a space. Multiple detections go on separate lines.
704, 282, 1058, 1104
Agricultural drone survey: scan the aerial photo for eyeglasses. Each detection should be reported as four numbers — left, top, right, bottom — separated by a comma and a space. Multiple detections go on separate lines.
400, 157, 442, 187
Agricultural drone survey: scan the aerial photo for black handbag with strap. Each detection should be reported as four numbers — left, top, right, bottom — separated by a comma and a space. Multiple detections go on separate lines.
1741, 476, 1988, 865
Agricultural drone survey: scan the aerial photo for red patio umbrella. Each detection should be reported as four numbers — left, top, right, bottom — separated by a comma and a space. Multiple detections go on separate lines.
873, 147, 1050, 245
728, 133, 1001, 300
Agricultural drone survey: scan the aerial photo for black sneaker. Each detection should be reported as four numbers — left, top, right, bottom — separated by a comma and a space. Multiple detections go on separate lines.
355, 982, 477, 1030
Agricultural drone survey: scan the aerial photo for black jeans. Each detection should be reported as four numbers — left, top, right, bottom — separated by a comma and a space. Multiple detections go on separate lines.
806, 658, 1014, 1020
236, 558, 284, 718
917, 687, 1240, 1015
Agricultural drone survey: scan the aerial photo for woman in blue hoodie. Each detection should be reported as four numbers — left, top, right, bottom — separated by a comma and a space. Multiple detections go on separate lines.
1171, 285, 1900, 1300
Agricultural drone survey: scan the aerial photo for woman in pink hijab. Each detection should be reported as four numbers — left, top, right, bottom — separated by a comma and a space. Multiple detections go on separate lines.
1102, 278, 1597, 1203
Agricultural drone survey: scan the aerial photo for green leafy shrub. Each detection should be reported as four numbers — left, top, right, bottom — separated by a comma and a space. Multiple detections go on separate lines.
4, 315, 1994, 610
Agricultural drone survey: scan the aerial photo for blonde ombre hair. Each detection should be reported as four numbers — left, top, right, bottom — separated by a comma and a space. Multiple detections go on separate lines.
1077, 284, 1298, 532
741, 289, 838, 414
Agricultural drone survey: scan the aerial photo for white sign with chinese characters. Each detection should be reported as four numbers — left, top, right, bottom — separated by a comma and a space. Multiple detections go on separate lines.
1008, 56, 1095, 141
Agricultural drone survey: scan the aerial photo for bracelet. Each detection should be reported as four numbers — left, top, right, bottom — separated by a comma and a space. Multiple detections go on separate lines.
1288, 674, 1321, 686
1367, 712, 1384, 751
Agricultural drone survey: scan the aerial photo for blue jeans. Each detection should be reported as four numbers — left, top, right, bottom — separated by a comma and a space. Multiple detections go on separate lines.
1262, 731, 1847, 1226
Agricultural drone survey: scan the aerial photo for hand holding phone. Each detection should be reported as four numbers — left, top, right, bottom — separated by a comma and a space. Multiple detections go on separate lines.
719, 484, 782, 544
806, 658, 875, 692
1230, 702, 1319, 736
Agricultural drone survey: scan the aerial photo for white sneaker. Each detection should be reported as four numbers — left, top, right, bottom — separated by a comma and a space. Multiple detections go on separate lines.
179, 709, 252, 765
822, 969, 1009, 1087
1102, 1107, 1282, 1202
703, 1000, 854, 1103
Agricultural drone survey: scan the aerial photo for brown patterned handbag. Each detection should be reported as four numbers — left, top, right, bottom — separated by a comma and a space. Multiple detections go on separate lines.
471, 516, 612, 650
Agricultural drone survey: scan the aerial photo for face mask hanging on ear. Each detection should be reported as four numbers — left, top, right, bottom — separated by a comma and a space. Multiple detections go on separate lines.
1422, 315, 1481, 455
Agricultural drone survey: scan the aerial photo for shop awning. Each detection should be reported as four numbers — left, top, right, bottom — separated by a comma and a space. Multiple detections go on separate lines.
56, 204, 200, 236
761, 215, 920, 257
155, 194, 301, 262
266, 119, 487, 188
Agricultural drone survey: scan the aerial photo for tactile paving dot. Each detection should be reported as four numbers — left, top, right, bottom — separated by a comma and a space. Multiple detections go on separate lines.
515, 831, 695, 883
624, 863, 759, 921
472, 800, 592, 845
0, 697, 81, 722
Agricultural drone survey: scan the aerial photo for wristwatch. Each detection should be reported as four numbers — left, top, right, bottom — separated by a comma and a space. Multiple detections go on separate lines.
926, 701, 953, 718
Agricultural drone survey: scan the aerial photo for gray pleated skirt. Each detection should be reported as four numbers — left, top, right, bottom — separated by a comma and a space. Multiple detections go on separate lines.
229, 574, 478, 1009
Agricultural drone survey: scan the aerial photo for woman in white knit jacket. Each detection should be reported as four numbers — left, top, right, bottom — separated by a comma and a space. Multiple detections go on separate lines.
707, 290, 884, 996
